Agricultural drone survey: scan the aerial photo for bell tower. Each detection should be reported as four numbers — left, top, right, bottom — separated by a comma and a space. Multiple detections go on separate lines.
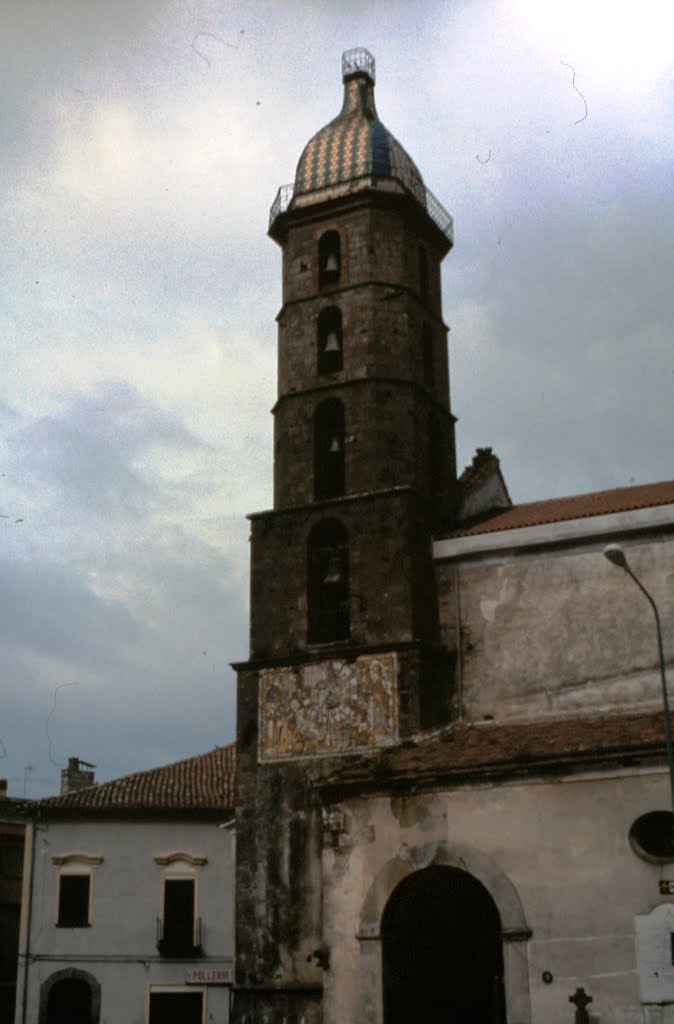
233, 49, 456, 1024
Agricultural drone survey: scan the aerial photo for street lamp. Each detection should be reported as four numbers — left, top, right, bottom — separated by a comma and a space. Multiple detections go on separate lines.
604, 543, 674, 818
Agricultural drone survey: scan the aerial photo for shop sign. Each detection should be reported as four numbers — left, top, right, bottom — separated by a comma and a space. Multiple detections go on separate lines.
184, 966, 232, 985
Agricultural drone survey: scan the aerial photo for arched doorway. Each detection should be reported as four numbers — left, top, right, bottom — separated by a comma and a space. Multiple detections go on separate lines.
46, 978, 92, 1024
39, 969, 100, 1024
382, 865, 506, 1024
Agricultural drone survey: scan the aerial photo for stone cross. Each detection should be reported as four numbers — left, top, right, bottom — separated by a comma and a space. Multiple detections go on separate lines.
569, 987, 593, 1024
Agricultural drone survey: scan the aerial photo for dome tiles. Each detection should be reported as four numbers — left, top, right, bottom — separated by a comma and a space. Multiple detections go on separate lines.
293, 49, 427, 208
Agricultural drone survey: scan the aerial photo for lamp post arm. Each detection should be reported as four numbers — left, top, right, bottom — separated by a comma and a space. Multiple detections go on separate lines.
624, 565, 674, 816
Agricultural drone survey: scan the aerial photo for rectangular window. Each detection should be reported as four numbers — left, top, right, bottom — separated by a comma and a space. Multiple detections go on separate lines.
57, 873, 90, 926
158, 878, 200, 956
0, 834, 24, 879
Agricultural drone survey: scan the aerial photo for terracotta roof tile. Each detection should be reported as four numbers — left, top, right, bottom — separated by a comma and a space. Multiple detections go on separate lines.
448, 479, 674, 538
38, 744, 235, 815
321, 711, 673, 792
0, 798, 31, 821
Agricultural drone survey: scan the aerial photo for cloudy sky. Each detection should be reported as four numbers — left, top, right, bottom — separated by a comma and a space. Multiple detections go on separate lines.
1, 0, 672, 797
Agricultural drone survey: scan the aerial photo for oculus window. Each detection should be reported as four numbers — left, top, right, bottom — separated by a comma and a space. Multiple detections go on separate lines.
630, 811, 674, 863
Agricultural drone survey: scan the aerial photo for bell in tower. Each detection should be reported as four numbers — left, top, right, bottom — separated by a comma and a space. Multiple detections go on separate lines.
233, 48, 457, 1024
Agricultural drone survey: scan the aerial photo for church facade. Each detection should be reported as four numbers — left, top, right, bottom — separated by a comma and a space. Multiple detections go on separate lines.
233, 49, 674, 1024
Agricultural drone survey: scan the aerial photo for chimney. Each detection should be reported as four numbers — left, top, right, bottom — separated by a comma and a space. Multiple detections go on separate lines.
60, 758, 96, 796
0, 779, 7, 799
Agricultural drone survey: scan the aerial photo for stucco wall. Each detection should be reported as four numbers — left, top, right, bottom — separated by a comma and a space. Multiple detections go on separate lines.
321, 767, 674, 1024
16, 819, 233, 1024
436, 532, 674, 722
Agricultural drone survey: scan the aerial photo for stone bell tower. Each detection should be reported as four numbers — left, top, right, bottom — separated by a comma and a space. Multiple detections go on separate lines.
233, 49, 455, 1024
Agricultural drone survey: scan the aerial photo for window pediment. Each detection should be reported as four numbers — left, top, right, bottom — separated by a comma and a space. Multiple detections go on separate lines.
154, 852, 207, 868
51, 853, 103, 867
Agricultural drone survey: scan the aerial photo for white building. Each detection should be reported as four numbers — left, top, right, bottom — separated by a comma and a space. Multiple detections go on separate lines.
15, 745, 235, 1024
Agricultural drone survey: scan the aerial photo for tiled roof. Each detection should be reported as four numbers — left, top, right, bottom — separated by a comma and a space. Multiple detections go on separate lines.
449, 479, 674, 538
320, 711, 674, 793
37, 745, 235, 817
0, 798, 31, 821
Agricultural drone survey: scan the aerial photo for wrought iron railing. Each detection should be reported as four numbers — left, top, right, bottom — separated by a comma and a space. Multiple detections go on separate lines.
269, 181, 452, 244
268, 183, 294, 230
425, 188, 454, 242
156, 915, 202, 957
342, 47, 376, 82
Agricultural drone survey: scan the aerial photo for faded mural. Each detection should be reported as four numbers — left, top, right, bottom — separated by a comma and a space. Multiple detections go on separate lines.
259, 653, 398, 761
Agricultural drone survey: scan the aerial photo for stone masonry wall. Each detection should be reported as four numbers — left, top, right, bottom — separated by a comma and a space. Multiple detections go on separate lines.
273, 194, 454, 518
279, 200, 445, 316
235, 665, 324, 1024
273, 379, 454, 510
249, 490, 439, 659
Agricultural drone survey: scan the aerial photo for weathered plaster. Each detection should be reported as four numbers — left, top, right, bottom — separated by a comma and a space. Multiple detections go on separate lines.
321, 769, 674, 1024
435, 533, 674, 722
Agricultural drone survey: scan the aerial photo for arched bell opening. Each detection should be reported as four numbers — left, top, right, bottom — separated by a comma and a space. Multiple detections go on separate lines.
307, 519, 350, 644
317, 306, 343, 374
318, 230, 341, 288
313, 398, 345, 500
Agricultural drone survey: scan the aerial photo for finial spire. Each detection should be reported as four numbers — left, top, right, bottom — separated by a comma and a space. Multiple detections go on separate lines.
342, 48, 375, 83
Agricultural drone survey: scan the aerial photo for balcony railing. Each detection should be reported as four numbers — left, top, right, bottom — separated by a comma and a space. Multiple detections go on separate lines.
424, 188, 454, 242
156, 915, 202, 958
268, 183, 294, 230
269, 181, 453, 245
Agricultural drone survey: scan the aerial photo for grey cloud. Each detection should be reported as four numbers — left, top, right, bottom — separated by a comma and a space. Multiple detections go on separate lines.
13, 380, 206, 519
452, 186, 674, 500
0, 527, 243, 797
0, 556, 141, 670
0, 0, 165, 173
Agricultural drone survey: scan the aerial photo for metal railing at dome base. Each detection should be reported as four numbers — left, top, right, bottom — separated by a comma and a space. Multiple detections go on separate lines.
269, 181, 453, 245
268, 183, 294, 231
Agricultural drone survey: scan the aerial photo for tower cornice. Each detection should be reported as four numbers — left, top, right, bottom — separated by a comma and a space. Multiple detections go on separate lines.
270, 375, 456, 418
247, 484, 419, 523
231, 638, 427, 674
275, 280, 451, 331
269, 182, 452, 255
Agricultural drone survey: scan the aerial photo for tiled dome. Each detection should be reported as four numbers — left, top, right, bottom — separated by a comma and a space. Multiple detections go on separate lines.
293, 49, 426, 208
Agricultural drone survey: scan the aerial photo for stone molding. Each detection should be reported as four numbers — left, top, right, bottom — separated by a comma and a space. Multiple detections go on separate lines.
154, 851, 208, 867
38, 968, 101, 1024
50, 852, 103, 866
355, 839, 532, 1024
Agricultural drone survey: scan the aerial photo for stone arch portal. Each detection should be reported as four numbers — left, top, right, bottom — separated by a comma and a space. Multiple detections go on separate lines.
357, 841, 531, 1024
39, 968, 101, 1024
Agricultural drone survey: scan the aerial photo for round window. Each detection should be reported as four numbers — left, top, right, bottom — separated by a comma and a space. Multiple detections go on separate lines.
629, 811, 674, 863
